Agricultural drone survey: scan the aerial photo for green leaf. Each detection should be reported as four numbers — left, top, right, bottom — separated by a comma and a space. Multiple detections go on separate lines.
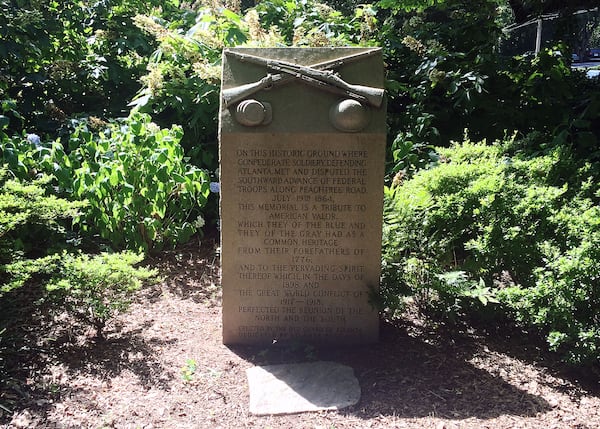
154, 197, 166, 219
172, 172, 186, 183
156, 165, 169, 182
130, 120, 143, 135
221, 8, 242, 23
109, 168, 120, 186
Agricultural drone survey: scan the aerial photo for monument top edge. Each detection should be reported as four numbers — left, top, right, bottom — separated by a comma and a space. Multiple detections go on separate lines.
222, 46, 383, 69
224, 46, 382, 55
225, 46, 381, 50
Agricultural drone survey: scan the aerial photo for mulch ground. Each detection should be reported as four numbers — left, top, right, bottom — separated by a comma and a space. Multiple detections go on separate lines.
1, 232, 599, 429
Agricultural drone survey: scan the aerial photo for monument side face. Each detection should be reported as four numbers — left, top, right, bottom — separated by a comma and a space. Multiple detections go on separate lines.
220, 48, 386, 345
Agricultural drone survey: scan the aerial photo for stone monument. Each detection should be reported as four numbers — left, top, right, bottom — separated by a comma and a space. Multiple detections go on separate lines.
220, 47, 386, 345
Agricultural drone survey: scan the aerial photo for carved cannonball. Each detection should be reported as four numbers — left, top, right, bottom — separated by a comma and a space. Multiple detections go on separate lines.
329, 99, 370, 132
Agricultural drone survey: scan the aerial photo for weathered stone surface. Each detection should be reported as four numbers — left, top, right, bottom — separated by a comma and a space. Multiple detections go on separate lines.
246, 361, 361, 415
220, 48, 386, 345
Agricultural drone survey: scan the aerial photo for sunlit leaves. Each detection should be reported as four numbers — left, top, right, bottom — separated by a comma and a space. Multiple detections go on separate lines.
63, 112, 210, 252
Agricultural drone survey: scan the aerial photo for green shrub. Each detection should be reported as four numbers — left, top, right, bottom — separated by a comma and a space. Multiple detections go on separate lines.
0, 169, 157, 340
65, 112, 211, 252
378, 1, 600, 180
382, 136, 600, 364
0, 170, 84, 295
379, 0, 500, 178
46, 251, 158, 339
2, 113, 211, 252
254, 0, 377, 46
498, 198, 600, 364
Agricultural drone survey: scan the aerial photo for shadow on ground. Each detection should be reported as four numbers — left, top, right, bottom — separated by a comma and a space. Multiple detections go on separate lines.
0, 288, 176, 425
149, 228, 221, 305
54, 325, 177, 391
464, 317, 600, 397
229, 320, 552, 421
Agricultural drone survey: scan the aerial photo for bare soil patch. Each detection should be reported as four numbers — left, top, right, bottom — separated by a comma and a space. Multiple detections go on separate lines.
2, 231, 599, 428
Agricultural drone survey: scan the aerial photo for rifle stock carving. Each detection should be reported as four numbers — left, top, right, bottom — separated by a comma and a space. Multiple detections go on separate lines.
222, 49, 384, 108
222, 75, 275, 108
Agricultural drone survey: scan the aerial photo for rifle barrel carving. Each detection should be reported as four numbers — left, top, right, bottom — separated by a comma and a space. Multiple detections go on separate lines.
222, 49, 384, 108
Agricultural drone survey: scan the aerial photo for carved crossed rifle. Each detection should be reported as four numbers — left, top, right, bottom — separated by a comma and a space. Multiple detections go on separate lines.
222, 49, 384, 109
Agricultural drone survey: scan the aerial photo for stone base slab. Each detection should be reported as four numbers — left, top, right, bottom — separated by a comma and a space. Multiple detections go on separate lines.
246, 361, 361, 415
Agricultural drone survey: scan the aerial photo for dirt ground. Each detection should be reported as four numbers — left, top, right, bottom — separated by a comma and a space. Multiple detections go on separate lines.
1, 232, 600, 429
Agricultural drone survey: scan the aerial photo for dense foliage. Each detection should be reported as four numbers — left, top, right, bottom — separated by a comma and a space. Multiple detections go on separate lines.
378, 0, 600, 178
0, 169, 84, 294
64, 113, 210, 252
382, 137, 600, 364
1, 0, 599, 369
0, 0, 183, 137
128, 7, 241, 168
2, 113, 210, 252
377, 0, 600, 366
0, 166, 156, 337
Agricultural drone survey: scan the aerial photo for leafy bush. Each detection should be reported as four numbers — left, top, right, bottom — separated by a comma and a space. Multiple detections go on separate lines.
254, 0, 377, 46
498, 197, 600, 364
0, 169, 157, 340
65, 112, 211, 252
382, 136, 600, 364
378, 0, 500, 177
46, 251, 158, 339
1, 113, 211, 252
378, 1, 600, 180
1, 160, 157, 342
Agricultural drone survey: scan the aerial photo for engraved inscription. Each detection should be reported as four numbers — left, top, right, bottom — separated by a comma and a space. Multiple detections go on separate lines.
235, 148, 368, 260
225, 141, 380, 342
